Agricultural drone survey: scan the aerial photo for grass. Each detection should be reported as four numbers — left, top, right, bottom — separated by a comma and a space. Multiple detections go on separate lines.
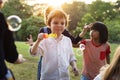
6, 42, 119, 80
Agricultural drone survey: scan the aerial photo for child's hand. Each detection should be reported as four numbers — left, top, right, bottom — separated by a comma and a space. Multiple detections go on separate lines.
72, 67, 79, 76
83, 25, 90, 33
37, 33, 44, 41
79, 23, 93, 38
79, 25, 89, 38
26, 34, 34, 46
14, 54, 26, 64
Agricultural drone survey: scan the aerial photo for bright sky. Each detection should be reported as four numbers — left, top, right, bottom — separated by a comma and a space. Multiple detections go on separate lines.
26, 0, 117, 6
80, 0, 117, 4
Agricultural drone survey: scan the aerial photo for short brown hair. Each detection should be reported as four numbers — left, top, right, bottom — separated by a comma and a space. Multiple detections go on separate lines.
46, 9, 69, 27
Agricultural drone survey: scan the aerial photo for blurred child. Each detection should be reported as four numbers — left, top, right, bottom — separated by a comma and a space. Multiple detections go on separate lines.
79, 21, 111, 80
0, 0, 25, 80
94, 46, 120, 80
30, 9, 79, 80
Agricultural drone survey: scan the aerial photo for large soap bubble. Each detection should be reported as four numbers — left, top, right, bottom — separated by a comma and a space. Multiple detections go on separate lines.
7, 15, 22, 32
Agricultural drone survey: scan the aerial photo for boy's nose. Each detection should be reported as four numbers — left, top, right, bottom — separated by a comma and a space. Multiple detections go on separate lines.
58, 24, 63, 27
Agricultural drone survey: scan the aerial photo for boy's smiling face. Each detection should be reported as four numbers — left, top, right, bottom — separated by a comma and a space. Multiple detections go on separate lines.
50, 17, 66, 36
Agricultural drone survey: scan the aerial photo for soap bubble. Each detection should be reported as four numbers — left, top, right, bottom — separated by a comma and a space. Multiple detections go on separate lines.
7, 15, 22, 32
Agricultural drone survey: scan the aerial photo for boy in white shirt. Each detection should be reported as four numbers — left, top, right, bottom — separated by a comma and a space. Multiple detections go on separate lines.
30, 9, 79, 80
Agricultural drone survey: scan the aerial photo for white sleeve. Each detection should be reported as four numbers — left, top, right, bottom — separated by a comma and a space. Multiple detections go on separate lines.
37, 40, 46, 56
30, 40, 46, 56
93, 74, 102, 80
68, 39, 76, 62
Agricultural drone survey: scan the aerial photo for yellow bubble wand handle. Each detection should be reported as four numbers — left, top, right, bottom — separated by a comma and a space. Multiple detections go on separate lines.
43, 33, 57, 38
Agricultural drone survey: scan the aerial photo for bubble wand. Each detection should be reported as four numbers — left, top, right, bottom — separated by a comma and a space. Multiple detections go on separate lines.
43, 33, 57, 38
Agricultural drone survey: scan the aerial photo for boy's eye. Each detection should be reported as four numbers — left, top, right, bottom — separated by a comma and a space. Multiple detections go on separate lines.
53, 22, 58, 24
53, 22, 65, 25
61, 22, 65, 25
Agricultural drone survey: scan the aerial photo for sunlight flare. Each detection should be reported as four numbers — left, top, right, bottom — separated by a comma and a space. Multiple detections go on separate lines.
25, 0, 73, 6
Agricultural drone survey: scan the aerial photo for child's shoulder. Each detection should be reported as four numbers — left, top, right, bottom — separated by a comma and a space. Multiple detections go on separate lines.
106, 42, 110, 45
104, 42, 110, 46
81, 39, 91, 42
63, 35, 71, 40
80, 39, 91, 45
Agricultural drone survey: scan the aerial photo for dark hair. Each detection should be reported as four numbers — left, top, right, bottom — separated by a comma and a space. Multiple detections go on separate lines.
91, 21, 108, 44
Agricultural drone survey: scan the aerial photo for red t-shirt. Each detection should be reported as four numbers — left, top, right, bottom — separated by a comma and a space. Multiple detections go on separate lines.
80, 39, 110, 80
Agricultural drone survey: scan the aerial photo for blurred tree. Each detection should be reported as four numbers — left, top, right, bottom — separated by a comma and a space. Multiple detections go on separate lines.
114, 0, 120, 9
17, 16, 45, 41
62, 1, 87, 32
104, 16, 120, 43
1, 0, 46, 41
1, 0, 119, 42
1, 0, 32, 19
73, 13, 95, 37
114, 0, 120, 15
87, 0, 116, 21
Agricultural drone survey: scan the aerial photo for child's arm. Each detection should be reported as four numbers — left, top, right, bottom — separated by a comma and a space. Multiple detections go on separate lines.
73, 25, 90, 48
106, 45, 111, 64
30, 33, 44, 55
79, 24, 92, 38
106, 55, 110, 64
70, 61, 79, 76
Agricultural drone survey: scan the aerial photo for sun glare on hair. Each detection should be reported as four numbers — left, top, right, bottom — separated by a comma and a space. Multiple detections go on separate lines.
47, 0, 67, 7
25, 0, 73, 6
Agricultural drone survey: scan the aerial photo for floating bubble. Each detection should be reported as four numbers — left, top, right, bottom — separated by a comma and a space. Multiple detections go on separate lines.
79, 44, 85, 51
7, 15, 22, 32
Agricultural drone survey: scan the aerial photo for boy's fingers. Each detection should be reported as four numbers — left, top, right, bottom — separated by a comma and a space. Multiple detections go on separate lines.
73, 68, 79, 76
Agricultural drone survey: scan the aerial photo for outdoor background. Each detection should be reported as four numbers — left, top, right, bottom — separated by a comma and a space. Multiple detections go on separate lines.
2, 0, 120, 80
2, 0, 120, 43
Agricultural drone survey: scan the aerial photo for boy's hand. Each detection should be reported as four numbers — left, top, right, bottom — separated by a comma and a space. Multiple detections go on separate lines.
72, 67, 79, 76
37, 33, 44, 41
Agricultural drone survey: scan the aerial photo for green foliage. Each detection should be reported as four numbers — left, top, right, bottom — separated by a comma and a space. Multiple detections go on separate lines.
87, 0, 116, 21
17, 16, 45, 41
73, 13, 95, 37
62, 1, 87, 31
1, 0, 120, 43
104, 16, 120, 43
2, 0, 32, 19
81, 13, 95, 24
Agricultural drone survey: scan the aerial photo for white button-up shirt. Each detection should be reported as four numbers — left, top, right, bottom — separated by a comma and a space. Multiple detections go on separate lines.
34, 35, 76, 80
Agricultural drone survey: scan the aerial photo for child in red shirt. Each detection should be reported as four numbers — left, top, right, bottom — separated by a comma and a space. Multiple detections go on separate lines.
79, 21, 111, 80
